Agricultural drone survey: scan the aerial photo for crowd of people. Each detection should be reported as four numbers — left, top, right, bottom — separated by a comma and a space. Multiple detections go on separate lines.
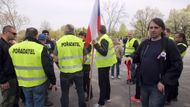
0, 17, 188, 107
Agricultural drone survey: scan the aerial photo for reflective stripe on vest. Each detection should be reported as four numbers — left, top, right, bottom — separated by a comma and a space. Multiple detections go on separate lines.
14, 66, 43, 70
9, 41, 47, 87
60, 64, 82, 69
96, 52, 115, 59
59, 56, 83, 60
17, 76, 46, 81
177, 43, 187, 58
57, 35, 84, 73
95, 34, 117, 68
125, 38, 137, 55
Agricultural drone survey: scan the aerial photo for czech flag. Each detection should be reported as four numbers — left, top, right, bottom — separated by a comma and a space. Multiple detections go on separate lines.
85, 0, 101, 48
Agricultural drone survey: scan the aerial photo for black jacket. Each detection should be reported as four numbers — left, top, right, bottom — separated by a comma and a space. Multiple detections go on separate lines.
131, 36, 183, 86
94, 39, 109, 56
0, 38, 16, 84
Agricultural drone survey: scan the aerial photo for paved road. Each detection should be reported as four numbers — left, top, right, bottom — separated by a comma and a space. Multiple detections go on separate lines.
1, 47, 190, 107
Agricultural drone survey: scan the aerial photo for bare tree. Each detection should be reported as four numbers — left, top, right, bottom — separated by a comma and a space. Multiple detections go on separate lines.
40, 20, 51, 32
0, 0, 30, 31
101, 0, 127, 34
166, 8, 190, 37
131, 7, 163, 38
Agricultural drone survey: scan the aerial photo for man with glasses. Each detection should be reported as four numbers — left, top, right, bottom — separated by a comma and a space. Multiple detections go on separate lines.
0, 25, 19, 107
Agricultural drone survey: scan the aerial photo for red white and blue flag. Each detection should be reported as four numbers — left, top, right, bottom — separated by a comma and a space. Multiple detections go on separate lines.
85, 0, 101, 47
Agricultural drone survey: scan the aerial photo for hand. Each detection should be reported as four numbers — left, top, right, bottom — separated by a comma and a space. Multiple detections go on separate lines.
92, 40, 97, 45
9, 40, 17, 45
0, 82, 10, 91
50, 54, 54, 58
53, 55, 58, 62
83, 55, 87, 64
49, 84, 57, 92
157, 82, 165, 94
51, 85, 58, 92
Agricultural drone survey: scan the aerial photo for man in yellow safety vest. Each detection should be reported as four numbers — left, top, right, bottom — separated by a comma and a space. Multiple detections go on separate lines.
92, 25, 117, 107
54, 24, 86, 107
125, 31, 140, 84
9, 27, 57, 107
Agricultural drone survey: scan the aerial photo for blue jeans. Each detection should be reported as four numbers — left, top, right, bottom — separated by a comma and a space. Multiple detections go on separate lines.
60, 71, 86, 107
111, 63, 120, 77
141, 85, 165, 107
111, 58, 121, 77
22, 81, 48, 107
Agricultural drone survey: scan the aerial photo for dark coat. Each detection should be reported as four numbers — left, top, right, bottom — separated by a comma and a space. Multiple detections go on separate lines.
131, 36, 183, 86
0, 38, 16, 84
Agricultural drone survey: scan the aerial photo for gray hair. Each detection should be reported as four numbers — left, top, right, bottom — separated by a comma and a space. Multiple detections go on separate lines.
64, 24, 75, 35
25, 27, 38, 38
2, 25, 15, 34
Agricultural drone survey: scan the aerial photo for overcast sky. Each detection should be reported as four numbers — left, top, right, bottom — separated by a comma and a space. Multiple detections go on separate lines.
16, 0, 190, 30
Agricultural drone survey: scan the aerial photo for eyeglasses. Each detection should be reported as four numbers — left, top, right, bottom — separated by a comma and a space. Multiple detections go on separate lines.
149, 26, 159, 29
8, 31, 17, 36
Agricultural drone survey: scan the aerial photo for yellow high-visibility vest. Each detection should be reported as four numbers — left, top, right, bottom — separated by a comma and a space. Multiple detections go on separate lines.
125, 38, 137, 55
85, 53, 91, 65
177, 43, 188, 58
95, 34, 117, 68
169, 35, 174, 40
56, 35, 84, 73
9, 41, 47, 87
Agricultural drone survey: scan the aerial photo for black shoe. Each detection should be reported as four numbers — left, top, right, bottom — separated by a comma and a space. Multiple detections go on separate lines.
45, 100, 53, 106
126, 80, 135, 85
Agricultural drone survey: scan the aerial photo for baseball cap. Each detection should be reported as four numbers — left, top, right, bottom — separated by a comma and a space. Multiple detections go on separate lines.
38, 34, 46, 40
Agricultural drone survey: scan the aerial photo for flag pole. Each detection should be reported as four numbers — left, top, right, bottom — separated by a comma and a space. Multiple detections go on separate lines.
85, 0, 100, 105
87, 46, 95, 107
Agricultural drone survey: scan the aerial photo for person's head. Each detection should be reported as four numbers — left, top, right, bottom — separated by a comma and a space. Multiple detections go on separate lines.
99, 25, 107, 35
42, 30, 51, 40
25, 27, 38, 39
174, 32, 188, 45
127, 30, 134, 39
42, 30, 49, 36
64, 24, 75, 35
38, 33, 47, 44
2, 25, 17, 41
79, 31, 86, 41
165, 28, 171, 37
148, 18, 165, 40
